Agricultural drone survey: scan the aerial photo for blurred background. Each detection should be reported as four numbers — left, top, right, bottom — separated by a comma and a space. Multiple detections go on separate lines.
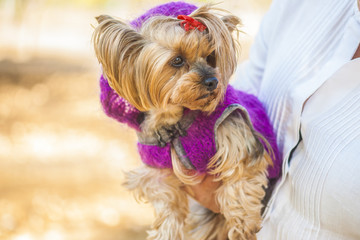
0, 0, 270, 239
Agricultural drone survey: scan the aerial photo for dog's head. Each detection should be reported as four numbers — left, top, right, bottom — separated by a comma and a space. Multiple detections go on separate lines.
93, 4, 241, 113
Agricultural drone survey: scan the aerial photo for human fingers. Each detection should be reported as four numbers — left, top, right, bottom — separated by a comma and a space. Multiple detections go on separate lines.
183, 174, 221, 213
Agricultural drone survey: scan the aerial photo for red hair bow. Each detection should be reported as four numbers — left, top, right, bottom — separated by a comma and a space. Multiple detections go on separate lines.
177, 15, 207, 32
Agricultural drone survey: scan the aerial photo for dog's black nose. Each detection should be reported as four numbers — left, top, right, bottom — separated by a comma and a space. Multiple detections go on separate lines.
203, 77, 218, 91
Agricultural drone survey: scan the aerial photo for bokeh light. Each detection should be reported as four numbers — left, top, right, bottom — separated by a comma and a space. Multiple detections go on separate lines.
0, 0, 270, 239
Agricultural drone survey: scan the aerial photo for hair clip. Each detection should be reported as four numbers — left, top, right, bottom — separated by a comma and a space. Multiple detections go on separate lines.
177, 15, 207, 32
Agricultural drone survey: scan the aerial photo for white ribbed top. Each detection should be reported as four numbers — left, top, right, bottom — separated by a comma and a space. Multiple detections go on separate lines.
234, 0, 360, 239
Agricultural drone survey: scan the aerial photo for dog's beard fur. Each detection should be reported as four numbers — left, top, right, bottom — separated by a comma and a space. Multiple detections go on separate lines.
93, 4, 273, 240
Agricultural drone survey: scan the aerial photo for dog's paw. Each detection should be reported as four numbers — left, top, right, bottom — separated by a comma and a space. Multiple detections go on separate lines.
155, 122, 187, 147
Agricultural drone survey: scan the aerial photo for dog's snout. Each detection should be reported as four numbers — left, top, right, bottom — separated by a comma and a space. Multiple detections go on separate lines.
203, 77, 218, 91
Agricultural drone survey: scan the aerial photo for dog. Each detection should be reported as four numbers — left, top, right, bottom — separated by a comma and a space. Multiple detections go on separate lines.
93, 2, 280, 239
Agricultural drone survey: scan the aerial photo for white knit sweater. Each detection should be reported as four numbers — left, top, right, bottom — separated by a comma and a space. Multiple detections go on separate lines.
234, 0, 360, 239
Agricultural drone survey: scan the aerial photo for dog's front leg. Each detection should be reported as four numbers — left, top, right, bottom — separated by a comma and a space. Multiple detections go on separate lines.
216, 173, 267, 240
209, 114, 270, 240
123, 166, 189, 240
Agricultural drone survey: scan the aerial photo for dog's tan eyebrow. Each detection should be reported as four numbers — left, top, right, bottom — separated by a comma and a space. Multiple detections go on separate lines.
175, 33, 213, 62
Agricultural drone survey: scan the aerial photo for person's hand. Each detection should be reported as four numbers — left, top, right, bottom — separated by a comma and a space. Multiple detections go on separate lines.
183, 174, 221, 213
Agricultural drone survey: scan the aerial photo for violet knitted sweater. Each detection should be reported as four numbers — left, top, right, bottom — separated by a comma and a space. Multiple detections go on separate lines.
99, 1, 281, 179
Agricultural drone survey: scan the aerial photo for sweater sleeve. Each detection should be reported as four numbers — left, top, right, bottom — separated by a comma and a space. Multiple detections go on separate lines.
232, 0, 282, 96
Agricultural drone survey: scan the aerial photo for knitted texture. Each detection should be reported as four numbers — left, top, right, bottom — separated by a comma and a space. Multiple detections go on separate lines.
137, 86, 281, 179
100, 75, 142, 131
99, 1, 282, 179
130, 1, 197, 30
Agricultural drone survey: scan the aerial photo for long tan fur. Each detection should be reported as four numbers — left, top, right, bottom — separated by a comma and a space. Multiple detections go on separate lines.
123, 167, 189, 240
94, 4, 272, 240
212, 113, 270, 239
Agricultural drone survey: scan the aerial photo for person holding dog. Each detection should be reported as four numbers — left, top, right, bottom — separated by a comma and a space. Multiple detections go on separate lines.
189, 0, 360, 239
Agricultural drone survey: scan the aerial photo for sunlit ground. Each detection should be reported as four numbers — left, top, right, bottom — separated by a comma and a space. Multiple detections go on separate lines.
0, 0, 270, 239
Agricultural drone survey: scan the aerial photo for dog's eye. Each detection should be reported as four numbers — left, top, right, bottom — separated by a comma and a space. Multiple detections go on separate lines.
206, 51, 216, 68
171, 56, 185, 68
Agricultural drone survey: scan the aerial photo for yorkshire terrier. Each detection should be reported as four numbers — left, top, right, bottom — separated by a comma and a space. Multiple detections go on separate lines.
93, 2, 280, 240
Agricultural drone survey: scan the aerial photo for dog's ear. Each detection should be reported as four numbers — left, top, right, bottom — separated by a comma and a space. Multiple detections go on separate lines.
221, 15, 241, 33
93, 15, 147, 111
93, 14, 145, 68
95, 15, 113, 24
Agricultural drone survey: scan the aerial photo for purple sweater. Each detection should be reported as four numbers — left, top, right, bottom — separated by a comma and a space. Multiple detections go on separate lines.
100, 75, 281, 179
99, 2, 282, 179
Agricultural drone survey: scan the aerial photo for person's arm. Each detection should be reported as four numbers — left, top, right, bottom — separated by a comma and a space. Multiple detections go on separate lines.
232, 0, 282, 95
